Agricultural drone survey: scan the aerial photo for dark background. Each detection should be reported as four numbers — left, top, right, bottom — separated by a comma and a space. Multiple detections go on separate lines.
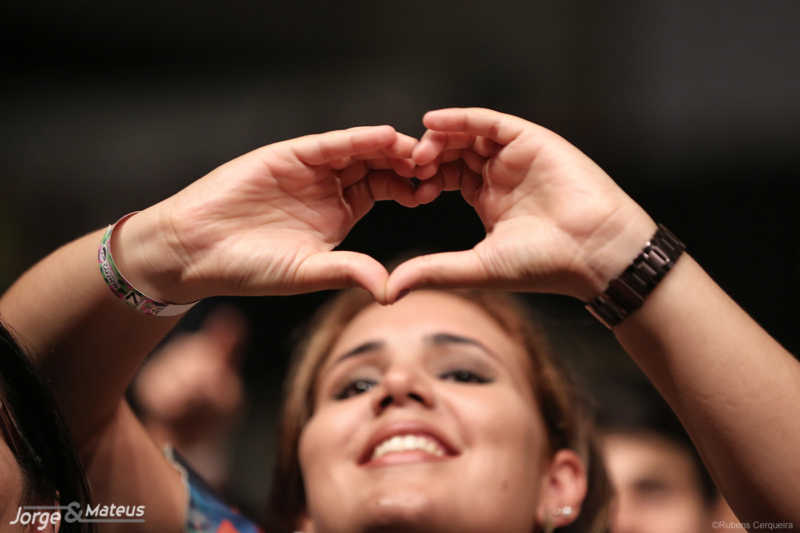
2, 1, 798, 520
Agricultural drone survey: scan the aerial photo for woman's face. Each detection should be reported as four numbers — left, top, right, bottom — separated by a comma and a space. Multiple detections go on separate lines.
298, 291, 559, 533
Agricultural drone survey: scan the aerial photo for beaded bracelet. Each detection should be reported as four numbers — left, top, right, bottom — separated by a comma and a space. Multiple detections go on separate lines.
98, 212, 199, 317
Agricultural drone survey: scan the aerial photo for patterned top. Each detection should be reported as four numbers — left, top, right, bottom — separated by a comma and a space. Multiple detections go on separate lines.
166, 447, 265, 533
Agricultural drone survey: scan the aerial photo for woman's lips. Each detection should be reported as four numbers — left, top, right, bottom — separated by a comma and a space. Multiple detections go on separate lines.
359, 422, 459, 466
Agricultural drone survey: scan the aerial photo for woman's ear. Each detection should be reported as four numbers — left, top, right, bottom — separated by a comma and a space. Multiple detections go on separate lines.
536, 449, 587, 529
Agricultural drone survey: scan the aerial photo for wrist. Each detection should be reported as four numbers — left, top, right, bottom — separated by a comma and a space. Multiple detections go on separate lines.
585, 222, 685, 328
111, 208, 197, 305
579, 207, 658, 300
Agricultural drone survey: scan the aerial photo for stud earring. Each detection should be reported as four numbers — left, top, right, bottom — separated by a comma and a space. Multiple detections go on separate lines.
555, 505, 573, 517
544, 505, 574, 533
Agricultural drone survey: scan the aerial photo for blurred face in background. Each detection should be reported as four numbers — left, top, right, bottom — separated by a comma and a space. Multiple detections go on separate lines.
603, 432, 711, 533
297, 291, 584, 532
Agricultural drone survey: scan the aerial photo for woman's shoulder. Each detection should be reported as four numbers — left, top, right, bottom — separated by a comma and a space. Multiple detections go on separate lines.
165, 447, 265, 533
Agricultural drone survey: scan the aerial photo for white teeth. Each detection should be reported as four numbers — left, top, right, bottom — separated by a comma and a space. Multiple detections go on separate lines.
370, 434, 446, 460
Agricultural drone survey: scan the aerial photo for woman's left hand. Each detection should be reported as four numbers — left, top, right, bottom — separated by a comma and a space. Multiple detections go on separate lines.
386, 107, 657, 302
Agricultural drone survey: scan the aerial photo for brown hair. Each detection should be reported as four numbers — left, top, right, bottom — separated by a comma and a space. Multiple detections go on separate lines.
269, 288, 609, 532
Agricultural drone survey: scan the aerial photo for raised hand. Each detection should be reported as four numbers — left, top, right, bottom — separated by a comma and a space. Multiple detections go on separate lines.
386, 108, 657, 302
114, 126, 428, 304
133, 307, 247, 427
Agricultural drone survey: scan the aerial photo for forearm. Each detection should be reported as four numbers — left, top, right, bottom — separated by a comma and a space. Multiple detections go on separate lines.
0, 226, 179, 446
615, 254, 800, 524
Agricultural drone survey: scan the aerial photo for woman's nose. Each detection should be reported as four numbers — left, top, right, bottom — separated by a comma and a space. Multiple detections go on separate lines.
372, 364, 435, 415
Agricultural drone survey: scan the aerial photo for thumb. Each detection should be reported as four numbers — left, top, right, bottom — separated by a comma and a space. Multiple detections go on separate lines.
385, 249, 489, 303
296, 251, 389, 303
199, 307, 248, 367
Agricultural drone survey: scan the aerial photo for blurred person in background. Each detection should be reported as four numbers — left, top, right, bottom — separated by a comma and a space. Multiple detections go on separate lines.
595, 378, 745, 533
1, 108, 798, 532
130, 306, 248, 493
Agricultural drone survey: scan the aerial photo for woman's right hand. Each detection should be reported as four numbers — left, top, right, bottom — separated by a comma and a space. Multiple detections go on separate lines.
113, 126, 423, 304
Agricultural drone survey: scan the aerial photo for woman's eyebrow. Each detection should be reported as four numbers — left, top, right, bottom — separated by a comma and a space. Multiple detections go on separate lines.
332, 340, 385, 365
330, 332, 498, 366
426, 332, 499, 361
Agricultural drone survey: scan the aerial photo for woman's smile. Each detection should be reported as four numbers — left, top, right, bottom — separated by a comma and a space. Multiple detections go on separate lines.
360, 420, 460, 467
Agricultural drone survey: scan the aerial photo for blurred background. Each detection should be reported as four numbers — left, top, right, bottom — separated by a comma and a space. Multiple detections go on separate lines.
2, 0, 798, 523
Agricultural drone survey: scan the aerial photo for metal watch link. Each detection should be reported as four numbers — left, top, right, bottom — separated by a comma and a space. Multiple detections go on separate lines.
585, 224, 685, 329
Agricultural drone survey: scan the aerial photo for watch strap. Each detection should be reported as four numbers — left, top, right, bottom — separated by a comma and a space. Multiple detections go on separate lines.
585, 224, 685, 329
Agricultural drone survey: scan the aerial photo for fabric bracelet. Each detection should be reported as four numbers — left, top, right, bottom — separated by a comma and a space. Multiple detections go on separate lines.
98, 212, 199, 317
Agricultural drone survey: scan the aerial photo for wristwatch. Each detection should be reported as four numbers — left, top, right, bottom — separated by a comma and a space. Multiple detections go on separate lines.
585, 224, 685, 329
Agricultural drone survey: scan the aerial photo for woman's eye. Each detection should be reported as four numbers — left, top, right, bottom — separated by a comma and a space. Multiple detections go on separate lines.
335, 378, 377, 400
439, 369, 491, 384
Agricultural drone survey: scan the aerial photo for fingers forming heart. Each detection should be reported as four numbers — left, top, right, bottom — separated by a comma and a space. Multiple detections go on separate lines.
255, 109, 635, 305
